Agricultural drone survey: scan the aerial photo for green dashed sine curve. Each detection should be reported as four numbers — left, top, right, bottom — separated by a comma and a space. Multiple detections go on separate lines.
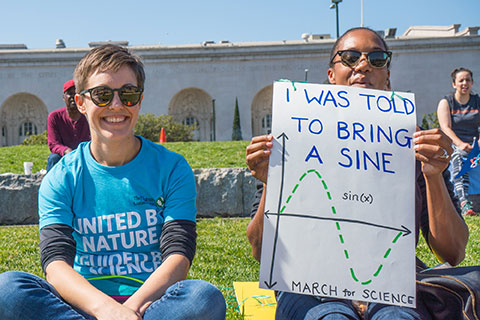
283, 168, 404, 285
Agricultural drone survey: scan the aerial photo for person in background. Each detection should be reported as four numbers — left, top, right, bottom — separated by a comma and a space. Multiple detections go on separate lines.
246, 27, 468, 319
0, 44, 225, 320
437, 67, 480, 216
46, 80, 90, 171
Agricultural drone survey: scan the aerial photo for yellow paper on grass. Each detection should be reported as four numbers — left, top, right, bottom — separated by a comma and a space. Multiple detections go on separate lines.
233, 281, 276, 319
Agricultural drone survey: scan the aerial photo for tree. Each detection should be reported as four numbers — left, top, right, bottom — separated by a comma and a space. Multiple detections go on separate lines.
232, 97, 243, 141
421, 112, 439, 129
22, 130, 48, 145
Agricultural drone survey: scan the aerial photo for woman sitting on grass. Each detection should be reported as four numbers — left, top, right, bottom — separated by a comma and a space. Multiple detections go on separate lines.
437, 67, 480, 216
246, 27, 469, 319
0, 44, 225, 320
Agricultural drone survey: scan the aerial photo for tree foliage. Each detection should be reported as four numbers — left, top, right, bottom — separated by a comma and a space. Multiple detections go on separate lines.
22, 130, 48, 145
134, 113, 194, 142
231, 97, 243, 141
421, 112, 440, 129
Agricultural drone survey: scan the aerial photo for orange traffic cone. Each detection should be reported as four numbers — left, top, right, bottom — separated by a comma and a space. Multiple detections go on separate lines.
159, 128, 166, 143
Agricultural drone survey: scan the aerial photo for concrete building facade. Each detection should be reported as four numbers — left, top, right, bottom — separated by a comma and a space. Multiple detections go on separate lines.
0, 25, 479, 146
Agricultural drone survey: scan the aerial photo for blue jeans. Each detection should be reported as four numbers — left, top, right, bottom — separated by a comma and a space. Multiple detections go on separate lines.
0, 271, 226, 320
275, 292, 429, 320
46, 153, 62, 172
450, 145, 472, 204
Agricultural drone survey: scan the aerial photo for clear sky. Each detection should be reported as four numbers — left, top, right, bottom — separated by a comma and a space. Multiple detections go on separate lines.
2, 0, 479, 49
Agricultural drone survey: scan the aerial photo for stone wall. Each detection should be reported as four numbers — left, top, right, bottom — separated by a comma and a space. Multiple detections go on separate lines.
194, 168, 257, 217
0, 173, 43, 224
0, 168, 257, 225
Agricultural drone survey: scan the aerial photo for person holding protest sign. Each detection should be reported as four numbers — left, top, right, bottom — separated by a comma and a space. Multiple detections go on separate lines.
246, 27, 469, 319
0, 44, 225, 320
437, 67, 480, 216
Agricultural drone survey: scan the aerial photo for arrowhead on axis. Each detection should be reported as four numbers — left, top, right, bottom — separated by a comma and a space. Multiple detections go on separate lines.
277, 132, 289, 140
401, 225, 411, 236
264, 281, 277, 289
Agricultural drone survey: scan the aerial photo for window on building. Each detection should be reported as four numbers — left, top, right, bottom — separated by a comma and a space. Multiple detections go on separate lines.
183, 116, 200, 141
182, 116, 199, 127
261, 114, 272, 134
19, 122, 37, 142
1, 126, 6, 146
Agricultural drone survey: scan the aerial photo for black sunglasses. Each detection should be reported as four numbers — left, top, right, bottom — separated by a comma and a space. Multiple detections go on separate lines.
80, 85, 143, 107
331, 50, 392, 69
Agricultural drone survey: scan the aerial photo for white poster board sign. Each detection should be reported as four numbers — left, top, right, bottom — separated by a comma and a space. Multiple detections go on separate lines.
259, 81, 417, 308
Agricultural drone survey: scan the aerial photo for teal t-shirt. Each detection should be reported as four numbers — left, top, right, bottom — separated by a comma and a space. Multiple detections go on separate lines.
38, 136, 196, 296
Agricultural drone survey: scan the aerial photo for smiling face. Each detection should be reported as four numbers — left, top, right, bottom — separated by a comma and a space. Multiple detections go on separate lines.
75, 65, 142, 145
452, 71, 473, 96
328, 29, 390, 90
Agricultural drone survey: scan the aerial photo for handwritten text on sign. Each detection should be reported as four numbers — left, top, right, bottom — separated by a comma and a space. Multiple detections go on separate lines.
259, 82, 417, 308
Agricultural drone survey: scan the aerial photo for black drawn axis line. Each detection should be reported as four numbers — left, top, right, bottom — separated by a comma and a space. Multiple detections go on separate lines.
265, 132, 288, 289
265, 211, 411, 236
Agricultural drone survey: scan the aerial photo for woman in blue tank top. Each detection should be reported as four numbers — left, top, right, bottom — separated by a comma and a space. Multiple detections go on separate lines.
438, 67, 480, 216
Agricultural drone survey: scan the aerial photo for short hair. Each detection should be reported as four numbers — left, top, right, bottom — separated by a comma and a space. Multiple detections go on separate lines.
328, 27, 390, 68
451, 67, 473, 83
74, 44, 145, 93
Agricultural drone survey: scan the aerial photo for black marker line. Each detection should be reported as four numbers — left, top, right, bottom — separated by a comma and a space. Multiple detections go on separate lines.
265, 211, 411, 236
265, 132, 288, 289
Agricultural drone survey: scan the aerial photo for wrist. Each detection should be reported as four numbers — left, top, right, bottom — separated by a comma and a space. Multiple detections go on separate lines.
423, 171, 443, 182
123, 296, 148, 315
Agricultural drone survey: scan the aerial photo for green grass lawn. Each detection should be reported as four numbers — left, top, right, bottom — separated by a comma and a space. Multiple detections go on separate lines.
1, 143, 480, 318
0, 141, 250, 174
0, 217, 479, 319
